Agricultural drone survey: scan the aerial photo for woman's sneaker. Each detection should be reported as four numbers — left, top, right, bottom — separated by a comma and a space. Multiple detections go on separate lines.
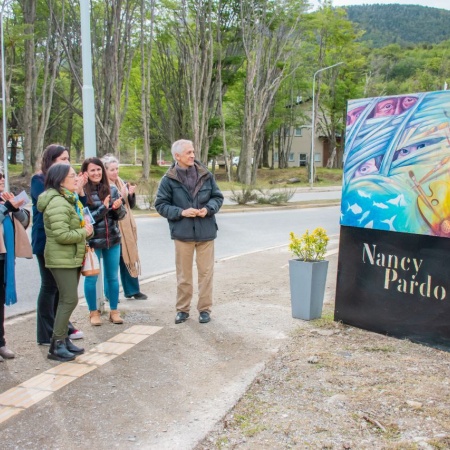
69, 329, 84, 340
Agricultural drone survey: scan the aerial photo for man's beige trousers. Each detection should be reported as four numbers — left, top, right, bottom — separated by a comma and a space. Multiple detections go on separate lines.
174, 240, 214, 313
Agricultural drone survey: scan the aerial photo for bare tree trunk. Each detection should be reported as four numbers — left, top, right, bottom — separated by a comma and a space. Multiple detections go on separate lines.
216, 0, 231, 182
88, 0, 138, 156
180, 0, 215, 163
140, 0, 155, 179
262, 132, 271, 168
65, 78, 76, 150
35, 0, 64, 162
326, 146, 336, 168
238, 0, 304, 185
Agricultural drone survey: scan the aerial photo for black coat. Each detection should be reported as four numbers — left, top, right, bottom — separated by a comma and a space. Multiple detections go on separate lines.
82, 184, 126, 249
155, 161, 223, 242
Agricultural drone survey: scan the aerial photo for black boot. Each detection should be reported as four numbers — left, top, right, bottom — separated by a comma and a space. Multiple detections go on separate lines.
47, 338, 76, 362
64, 338, 84, 355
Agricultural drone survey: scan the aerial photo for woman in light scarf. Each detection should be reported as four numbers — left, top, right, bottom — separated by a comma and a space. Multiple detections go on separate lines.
101, 155, 147, 300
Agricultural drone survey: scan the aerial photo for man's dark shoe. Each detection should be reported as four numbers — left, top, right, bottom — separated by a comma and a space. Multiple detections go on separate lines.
125, 292, 148, 300
175, 312, 189, 324
199, 312, 211, 323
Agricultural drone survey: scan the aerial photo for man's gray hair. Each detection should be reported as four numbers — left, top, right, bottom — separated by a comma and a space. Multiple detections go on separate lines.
171, 139, 193, 159
101, 153, 119, 169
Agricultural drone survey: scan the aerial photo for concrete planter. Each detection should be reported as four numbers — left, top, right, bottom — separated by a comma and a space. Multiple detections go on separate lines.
289, 259, 329, 320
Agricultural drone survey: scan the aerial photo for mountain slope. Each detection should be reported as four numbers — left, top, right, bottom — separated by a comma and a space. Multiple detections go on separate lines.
344, 4, 450, 47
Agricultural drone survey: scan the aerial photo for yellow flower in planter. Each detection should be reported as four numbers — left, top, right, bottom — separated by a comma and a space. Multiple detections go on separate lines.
289, 227, 329, 262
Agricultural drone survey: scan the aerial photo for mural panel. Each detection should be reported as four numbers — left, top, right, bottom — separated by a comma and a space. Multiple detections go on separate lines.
341, 90, 450, 237
336, 90, 450, 347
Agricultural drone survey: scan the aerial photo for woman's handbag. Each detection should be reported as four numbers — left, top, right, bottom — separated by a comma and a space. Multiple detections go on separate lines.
81, 244, 100, 276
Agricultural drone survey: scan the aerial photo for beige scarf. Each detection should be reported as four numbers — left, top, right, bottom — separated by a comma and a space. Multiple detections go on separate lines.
114, 177, 140, 277
0, 216, 33, 258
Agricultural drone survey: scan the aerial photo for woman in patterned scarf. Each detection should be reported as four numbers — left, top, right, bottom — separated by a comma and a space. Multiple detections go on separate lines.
37, 164, 93, 361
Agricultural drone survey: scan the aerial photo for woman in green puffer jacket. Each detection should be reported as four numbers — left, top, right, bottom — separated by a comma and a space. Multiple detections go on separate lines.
37, 164, 93, 362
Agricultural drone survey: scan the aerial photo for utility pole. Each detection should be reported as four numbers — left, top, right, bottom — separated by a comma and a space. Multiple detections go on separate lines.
310, 62, 344, 188
80, 0, 97, 158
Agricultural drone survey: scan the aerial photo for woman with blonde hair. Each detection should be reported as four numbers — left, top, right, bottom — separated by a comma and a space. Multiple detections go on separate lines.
101, 154, 147, 300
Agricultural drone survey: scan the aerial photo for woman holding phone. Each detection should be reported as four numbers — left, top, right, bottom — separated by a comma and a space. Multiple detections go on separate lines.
80, 157, 126, 326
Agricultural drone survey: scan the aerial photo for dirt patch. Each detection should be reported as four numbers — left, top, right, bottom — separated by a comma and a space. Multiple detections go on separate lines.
196, 306, 450, 449
9, 173, 32, 195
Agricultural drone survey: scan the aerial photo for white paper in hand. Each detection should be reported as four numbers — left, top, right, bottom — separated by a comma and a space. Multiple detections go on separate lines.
13, 190, 30, 206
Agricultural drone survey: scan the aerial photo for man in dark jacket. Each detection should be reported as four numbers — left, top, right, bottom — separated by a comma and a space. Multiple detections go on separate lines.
155, 139, 224, 324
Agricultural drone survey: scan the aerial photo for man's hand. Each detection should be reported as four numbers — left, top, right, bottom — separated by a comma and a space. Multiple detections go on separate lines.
197, 208, 208, 218
181, 208, 199, 217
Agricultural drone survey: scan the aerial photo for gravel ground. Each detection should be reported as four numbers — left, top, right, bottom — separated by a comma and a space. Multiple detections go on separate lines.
196, 305, 450, 450
2, 242, 450, 450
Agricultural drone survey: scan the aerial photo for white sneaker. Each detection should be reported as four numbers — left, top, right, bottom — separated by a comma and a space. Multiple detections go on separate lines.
69, 329, 84, 340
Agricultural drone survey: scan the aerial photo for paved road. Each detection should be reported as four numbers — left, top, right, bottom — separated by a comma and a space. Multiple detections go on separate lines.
8, 204, 341, 319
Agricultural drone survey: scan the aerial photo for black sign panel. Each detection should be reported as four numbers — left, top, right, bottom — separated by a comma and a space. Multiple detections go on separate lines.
335, 225, 450, 348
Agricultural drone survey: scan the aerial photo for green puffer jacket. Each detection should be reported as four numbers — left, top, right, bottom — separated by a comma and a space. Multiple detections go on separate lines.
37, 188, 88, 268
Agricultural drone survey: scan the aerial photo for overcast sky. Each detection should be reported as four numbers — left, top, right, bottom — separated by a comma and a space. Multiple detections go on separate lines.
311, 1, 450, 10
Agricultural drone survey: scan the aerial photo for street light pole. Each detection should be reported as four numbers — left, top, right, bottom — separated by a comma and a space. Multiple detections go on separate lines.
0, 0, 11, 191
310, 62, 344, 188
79, 0, 97, 158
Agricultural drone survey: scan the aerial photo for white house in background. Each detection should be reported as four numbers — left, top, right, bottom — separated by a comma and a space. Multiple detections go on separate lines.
272, 124, 342, 168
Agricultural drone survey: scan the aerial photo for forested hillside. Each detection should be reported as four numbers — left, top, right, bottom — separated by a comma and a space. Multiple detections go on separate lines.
345, 4, 450, 47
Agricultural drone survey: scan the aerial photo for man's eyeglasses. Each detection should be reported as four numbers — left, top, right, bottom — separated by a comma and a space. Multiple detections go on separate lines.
0, 174, 4, 180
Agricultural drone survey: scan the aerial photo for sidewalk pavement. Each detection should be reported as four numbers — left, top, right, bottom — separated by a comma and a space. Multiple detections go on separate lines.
135, 185, 342, 209
0, 244, 338, 449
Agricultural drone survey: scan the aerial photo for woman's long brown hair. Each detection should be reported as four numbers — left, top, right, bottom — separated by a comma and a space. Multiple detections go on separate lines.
81, 157, 111, 205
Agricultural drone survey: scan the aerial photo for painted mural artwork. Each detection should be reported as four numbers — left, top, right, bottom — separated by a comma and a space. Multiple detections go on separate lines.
341, 90, 450, 238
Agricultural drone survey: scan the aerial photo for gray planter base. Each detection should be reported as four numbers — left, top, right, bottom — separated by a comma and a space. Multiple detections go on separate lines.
289, 259, 329, 320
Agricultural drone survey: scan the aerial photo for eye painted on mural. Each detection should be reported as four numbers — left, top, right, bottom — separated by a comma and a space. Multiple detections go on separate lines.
392, 138, 444, 162
393, 143, 425, 161
353, 158, 380, 178
346, 106, 366, 126
400, 96, 418, 111
373, 98, 398, 118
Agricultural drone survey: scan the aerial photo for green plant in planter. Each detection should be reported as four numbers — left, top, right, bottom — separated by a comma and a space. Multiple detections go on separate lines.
289, 227, 329, 262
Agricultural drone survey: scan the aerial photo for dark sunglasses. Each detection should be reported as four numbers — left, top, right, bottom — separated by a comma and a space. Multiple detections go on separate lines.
0, 174, 3, 180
